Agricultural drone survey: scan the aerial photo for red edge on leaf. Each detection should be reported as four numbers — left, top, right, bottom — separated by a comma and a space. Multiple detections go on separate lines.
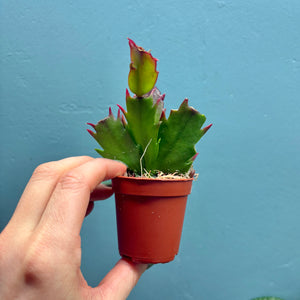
202, 123, 213, 134
128, 38, 138, 50
121, 115, 127, 126
117, 104, 127, 116
128, 38, 158, 60
128, 38, 159, 71
156, 93, 165, 105
191, 153, 199, 161
87, 129, 95, 137
87, 122, 96, 129
126, 88, 131, 100
160, 109, 167, 121
154, 94, 165, 109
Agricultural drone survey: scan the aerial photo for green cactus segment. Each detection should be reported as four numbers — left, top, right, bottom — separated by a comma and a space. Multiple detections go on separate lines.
91, 115, 141, 173
156, 99, 207, 174
128, 38, 159, 97
125, 94, 162, 172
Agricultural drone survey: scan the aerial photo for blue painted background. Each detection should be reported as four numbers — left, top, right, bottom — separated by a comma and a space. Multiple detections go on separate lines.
1, 1, 299, 299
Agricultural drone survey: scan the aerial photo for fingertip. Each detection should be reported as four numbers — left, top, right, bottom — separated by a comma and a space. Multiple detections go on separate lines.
96, 158, 127, 181
111, 159, 128, 175
96, 258, 148, 299
119, 257, 148, 274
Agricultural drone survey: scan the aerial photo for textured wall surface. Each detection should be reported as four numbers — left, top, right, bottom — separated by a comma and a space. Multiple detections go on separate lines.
1, 1, 300, 299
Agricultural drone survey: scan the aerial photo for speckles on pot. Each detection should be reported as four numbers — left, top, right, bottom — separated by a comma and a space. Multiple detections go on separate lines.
151, 211, 161, 218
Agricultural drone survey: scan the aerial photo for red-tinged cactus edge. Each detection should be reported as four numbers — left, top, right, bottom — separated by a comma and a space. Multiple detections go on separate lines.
87, 39, 212, 177
128, 38, 159, 97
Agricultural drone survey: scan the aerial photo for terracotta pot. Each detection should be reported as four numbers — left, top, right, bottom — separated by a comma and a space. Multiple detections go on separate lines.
112, 176, 193, 264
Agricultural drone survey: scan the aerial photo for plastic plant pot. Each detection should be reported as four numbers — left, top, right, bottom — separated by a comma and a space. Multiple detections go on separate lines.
112, 176, 193, 264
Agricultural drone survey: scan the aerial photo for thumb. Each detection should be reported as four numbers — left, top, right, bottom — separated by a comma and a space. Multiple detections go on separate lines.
95, 258, 148, 300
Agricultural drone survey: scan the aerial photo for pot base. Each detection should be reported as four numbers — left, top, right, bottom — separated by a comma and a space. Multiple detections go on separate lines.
121, 254, 175, 264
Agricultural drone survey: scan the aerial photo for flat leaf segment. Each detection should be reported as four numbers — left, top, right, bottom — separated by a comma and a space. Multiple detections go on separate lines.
157, 99, 206, 174
125, 95, 161, 172
90, 115, 140, 172
128, 38, 158, 97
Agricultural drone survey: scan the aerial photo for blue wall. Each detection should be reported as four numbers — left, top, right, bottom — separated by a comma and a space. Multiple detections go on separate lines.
1, 1, 299, 299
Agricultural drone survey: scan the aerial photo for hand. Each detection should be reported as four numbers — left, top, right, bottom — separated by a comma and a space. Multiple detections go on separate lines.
0, 156, 148, 300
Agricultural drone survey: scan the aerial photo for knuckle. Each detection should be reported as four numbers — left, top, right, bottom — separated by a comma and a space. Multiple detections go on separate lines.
23, 253, 46, 284
23, 234, 56, 283
23, 232, 81, 283
23, 250, 50, 284
31, 162, 60, 182
58, 171, 88, 192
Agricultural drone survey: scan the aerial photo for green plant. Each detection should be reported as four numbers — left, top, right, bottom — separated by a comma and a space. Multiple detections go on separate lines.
87, 39, 212, 176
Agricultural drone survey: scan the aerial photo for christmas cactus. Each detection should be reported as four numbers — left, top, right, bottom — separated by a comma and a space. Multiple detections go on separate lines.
87, 39, 212, 177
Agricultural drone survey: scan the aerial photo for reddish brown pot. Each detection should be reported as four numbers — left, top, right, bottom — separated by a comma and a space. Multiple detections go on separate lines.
112, 176, 193, 264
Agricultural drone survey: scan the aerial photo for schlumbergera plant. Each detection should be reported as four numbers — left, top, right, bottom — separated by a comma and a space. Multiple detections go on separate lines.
87, 39, 212, 177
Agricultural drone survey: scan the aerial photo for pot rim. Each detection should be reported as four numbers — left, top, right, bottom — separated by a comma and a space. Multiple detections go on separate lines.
114, 175, 194, 182
112, 175, 194, 196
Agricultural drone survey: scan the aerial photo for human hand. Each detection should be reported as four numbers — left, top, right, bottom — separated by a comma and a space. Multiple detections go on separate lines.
0, 156, 148, 300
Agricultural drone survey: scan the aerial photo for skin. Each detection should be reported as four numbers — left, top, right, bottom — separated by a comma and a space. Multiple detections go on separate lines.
0, 156, 148, 300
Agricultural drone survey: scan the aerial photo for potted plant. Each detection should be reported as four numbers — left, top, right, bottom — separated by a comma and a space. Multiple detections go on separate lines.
87, 39, 212, 263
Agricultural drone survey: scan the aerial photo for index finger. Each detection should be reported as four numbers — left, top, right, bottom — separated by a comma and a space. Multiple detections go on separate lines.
38, 158, 127, 236
8, 156, 93, 233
